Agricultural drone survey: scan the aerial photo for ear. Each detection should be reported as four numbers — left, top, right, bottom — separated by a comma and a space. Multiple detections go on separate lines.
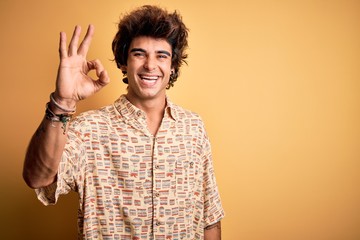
171, 68, 175, 75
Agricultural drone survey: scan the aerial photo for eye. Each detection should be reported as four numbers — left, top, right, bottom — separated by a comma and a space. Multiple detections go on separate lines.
158, 54, 169, 59
133, 52, 145, 57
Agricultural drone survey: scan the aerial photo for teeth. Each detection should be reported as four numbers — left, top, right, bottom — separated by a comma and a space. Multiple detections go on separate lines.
140, 75, 158, 80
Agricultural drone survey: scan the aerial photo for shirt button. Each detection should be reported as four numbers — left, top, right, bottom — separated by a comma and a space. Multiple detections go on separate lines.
190, 162, 194, 167
154, 164, 160, 169
156, 221, 162, 226
154, 192, 160, 197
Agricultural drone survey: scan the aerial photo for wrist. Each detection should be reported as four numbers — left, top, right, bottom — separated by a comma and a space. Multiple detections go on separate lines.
45, 102, 73, 134
48, 101, 72, 115
50, 92, 77, 113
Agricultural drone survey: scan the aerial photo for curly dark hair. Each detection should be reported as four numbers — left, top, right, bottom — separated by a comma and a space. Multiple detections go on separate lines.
112, 5, 189, 88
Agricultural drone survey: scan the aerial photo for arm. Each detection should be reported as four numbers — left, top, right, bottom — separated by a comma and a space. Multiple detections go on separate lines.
201, 126, 224, 240
204, 221, 222, 240
23, 25, 109, 189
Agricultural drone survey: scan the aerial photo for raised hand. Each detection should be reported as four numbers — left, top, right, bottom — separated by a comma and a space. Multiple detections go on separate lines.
23, 25, 110, 189
53, 25, 110, 109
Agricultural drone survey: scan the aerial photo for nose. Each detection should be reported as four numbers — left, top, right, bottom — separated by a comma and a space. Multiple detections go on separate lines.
143, 55, 156, 71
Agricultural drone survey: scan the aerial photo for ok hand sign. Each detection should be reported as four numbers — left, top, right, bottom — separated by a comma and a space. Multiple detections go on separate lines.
54, 25, 110, 109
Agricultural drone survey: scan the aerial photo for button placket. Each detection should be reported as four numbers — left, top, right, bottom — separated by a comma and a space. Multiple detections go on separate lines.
152, 135, 161, 236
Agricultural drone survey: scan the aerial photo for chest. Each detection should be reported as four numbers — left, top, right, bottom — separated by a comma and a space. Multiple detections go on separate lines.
82, 117, 204, 192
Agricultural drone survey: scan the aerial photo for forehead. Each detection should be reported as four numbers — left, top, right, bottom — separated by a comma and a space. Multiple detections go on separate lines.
129, 36, 172, 52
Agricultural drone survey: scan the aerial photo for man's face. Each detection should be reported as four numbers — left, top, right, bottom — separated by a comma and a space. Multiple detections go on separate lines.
122, 36, 173, 102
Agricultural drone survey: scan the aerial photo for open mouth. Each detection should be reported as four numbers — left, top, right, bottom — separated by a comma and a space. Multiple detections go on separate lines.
138, 74, 161, 87
139, 74, 160, 81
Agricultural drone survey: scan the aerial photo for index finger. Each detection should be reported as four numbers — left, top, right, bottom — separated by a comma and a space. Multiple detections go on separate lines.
78, 24, 95, 56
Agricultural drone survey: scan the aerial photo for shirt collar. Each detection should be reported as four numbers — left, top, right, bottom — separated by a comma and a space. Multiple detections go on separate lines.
114, 95, 178, 121
165, 96, 178, 121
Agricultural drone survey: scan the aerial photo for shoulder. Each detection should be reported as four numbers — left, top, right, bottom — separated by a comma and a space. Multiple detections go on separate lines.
170, 101, 203, 122
170, 102, 212, 155
170, 102, 207, 134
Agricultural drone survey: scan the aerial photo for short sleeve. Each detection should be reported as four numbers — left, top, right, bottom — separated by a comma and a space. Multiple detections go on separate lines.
202, 133, 225, 226
35, 122, 85, 206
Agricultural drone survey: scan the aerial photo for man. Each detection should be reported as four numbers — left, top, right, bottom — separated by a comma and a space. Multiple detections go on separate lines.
23, 5, 224, 240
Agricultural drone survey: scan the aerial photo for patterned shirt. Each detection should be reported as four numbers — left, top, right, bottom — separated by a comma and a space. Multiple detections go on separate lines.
36, 95, 224, 240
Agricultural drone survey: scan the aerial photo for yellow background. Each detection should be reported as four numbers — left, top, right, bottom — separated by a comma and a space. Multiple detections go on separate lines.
1, 0, 359, 239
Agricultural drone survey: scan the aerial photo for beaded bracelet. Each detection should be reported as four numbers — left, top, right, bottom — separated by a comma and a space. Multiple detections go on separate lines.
45, 103, 73, 134
50, 92, 76, 113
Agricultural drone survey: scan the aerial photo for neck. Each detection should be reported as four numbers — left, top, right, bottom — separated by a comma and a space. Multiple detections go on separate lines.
125, 94, 166, 136
125, 94, 166, 116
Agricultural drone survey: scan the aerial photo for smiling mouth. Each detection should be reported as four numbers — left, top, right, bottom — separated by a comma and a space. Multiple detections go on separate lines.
138, 74, 161, 87
139, 74, 161, 82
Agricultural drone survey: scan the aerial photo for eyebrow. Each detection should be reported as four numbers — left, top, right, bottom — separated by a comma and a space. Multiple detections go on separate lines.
130, 48, 171, 56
